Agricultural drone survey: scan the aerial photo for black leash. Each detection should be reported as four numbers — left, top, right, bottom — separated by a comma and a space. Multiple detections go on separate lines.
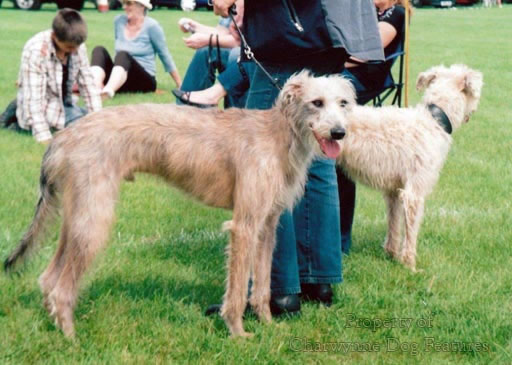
228, 5, 282, 91
427, 104, 452, 134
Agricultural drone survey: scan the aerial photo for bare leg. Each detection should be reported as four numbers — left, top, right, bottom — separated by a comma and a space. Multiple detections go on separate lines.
184, 83, 227, 105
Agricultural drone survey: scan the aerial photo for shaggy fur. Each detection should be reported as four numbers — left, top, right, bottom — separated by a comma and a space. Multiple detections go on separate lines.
336, 64, 483, 271
4, 71, 356, 338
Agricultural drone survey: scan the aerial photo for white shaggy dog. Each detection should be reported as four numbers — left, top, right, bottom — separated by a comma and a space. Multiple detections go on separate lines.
337, 64, 483, 271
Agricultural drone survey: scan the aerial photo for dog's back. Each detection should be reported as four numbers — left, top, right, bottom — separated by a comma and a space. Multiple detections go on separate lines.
339, 105, 452, 193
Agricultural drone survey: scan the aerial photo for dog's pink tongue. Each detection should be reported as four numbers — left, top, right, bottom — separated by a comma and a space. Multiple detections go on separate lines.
319, 138, 341, 159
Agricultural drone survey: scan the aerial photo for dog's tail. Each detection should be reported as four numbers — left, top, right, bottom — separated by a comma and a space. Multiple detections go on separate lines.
4, 149, 60, 272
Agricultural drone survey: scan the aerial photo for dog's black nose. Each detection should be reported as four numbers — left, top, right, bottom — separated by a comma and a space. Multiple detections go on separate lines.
330, 127, 346, 140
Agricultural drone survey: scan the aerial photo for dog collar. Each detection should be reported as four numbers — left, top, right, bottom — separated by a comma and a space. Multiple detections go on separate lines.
427, 104, 452, 135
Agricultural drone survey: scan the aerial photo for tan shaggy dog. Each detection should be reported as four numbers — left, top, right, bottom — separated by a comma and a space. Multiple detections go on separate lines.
336, 64, 483, 271
4, 71, 356, 338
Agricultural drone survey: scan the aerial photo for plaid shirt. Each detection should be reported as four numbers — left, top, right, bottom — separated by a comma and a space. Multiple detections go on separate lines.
16, 30, 102, 142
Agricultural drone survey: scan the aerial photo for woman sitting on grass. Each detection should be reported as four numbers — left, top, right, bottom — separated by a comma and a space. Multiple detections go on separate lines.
90, 0, 182, 99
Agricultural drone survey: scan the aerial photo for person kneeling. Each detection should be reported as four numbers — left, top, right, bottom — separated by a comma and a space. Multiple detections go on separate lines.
1, 9, 101, 144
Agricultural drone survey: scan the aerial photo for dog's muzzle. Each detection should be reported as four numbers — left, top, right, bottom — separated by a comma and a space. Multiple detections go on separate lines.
330, 127, 346, 140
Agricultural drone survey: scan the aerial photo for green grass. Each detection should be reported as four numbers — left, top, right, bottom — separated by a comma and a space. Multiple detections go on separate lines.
1, 4, 512, 364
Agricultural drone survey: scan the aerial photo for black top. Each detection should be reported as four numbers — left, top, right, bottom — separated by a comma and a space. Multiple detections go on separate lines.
349, 5, 405, 90
242, 0, 384, 64
62, 59, 70, 104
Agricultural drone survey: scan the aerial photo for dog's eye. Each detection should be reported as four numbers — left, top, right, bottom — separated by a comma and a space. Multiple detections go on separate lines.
311, 99, 324, 108
340, 99, 348, 108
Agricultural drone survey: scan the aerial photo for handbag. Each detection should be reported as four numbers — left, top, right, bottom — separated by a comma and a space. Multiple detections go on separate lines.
207, 34, 226, 84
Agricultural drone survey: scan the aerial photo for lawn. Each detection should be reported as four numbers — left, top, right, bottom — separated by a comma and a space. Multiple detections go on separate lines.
0, 4, 511, 364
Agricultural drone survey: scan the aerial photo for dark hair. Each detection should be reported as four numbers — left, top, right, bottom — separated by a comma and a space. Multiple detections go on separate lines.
52, 8, 88, 45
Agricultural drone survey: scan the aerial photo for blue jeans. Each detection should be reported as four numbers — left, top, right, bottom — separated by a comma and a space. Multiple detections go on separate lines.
246, 64, 343, 296
64, 104, 87, 126
179, 46, 248, 108
178, 46, 231, 94
217, 48, 251, 108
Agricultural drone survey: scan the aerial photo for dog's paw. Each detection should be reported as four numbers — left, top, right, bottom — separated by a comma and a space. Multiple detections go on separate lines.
399, 254, 418, 272
230, 331, 254, 339
383, 244, 400, 260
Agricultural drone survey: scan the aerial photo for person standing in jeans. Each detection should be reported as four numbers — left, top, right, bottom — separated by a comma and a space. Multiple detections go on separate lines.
208, 0, 384, 316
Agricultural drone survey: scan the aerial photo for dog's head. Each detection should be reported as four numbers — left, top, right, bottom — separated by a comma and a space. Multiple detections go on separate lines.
416, 64, 483, 129
277, 71, 356, 159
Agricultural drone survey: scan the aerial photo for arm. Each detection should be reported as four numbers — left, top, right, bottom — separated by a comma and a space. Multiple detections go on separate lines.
183, 32, 239, 50
20, 50, 52, 143
149, 22, 181, 87
170, 69, 182, 88
213, 0, 236, 17
75, 45, 102, 113
378, 21, 398, 49
345, 21, 398, 68
179, 18, 231, 36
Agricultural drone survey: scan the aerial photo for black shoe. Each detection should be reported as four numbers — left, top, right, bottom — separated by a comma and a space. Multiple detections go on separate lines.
300, 284, 333, 306
172, 89, 216, 109
205, 294, 301, 318
205, 303, 222, 317
269, 294, 301, 317
0, 99, 17, 128
204, 303, 254, 317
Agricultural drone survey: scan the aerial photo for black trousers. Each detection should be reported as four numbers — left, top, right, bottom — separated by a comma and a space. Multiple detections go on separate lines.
91, 46, 156, 93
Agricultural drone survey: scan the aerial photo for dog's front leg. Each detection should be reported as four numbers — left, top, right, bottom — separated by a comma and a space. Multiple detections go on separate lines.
399, 188, 425, 271
221, 218, 257, 338
383, 191, 402, 260
249, 211, 281, 323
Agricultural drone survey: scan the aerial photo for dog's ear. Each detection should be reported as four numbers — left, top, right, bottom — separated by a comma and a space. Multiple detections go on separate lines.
416, 69, 438, 91
456, 68, 484, 98
332, 74, 357, 107
280, 70, 310, 105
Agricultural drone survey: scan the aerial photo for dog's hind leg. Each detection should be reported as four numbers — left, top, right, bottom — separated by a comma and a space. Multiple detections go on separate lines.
46, 182, 118, 338
249, 210, 281, 323
383, 191, 402, 260
40, 218, 71, 314
399, 188, 425, 271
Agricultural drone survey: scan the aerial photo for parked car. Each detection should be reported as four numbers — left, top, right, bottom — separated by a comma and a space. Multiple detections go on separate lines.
455, 0, 478, 4
150, 0, 212, 10
1, 0, 211, 10
412, 0, 455, 7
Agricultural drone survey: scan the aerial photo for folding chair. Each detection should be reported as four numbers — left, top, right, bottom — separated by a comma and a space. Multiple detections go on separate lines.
356, 35, 406, 107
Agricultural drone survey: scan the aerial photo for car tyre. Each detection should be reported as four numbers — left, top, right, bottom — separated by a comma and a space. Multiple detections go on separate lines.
109, 0, 122, 9
412, 0, 423, 7
14, 0, 42, 10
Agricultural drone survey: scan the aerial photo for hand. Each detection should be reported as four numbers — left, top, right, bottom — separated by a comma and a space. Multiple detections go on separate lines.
178, 17, 197, 33
213, 0, 236, 17
183, 33, 210, 49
